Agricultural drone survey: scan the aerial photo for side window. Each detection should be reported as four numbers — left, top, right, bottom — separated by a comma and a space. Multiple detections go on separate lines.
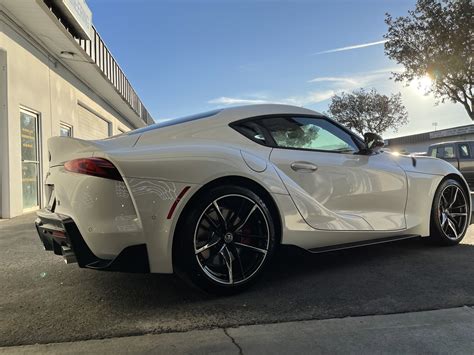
260, 116, 358, 153
232, 121, 268, 145
430, 147, 438, 157
443, 145, 455, 159
458, 144, 470, 159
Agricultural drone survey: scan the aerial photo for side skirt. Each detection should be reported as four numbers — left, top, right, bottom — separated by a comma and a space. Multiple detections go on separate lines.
308, 234, 420, 254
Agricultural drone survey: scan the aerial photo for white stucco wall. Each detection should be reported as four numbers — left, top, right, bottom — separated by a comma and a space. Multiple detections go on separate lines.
0, 15, 134, 218
0, 45, 8, 219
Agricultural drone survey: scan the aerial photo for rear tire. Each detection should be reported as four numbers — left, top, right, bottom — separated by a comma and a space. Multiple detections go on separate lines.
175, 184, 277, 295
429, 179, 470, 246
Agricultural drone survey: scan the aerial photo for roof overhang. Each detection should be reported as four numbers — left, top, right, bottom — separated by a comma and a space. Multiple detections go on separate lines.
50, 0, 92, 40
0, 0, 149, 129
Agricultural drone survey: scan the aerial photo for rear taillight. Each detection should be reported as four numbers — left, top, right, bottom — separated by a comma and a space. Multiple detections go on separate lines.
64, 158, 123, 181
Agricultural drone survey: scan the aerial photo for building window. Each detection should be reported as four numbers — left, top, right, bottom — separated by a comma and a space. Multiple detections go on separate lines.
60, 123, 73, 137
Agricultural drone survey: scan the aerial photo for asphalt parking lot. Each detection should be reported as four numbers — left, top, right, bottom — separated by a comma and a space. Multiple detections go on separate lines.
1, 213, 474, 347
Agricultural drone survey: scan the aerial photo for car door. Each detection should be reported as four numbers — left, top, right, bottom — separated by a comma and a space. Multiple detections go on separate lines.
261, 116, 408, 231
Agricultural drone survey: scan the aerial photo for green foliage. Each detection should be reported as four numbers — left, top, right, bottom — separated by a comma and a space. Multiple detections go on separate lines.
327, 88, 408, 136
384, 0, 473, 119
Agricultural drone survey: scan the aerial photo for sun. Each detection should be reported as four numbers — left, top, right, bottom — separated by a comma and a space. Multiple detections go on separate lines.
411, 75, 433, 95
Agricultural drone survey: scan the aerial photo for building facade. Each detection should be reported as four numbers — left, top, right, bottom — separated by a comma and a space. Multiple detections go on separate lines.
0, 0, 153, 218
385, 124, 474, 154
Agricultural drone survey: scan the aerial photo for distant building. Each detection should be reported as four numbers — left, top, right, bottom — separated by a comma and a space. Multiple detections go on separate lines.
0, 0, 154, 218
385, 124, 474, 155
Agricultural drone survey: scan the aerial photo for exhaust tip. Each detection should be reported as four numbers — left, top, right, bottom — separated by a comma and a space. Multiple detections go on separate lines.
61, 246, 77, 264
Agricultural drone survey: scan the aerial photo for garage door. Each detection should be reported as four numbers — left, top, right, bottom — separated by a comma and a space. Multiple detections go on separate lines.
77, 105, 110, 140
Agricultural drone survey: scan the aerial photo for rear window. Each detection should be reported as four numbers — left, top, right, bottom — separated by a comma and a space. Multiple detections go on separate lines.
231, 121, 269, 145
128, 109, 222, 135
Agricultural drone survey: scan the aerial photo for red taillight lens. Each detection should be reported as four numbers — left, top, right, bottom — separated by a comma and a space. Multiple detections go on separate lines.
64, 158, 123, 181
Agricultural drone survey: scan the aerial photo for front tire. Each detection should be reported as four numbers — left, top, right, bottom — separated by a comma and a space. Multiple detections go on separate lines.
430, 179, 470, 245
175, 185, 277, 294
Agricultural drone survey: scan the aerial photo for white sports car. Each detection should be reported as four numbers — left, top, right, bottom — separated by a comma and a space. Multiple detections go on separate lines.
36, 104, 472, 293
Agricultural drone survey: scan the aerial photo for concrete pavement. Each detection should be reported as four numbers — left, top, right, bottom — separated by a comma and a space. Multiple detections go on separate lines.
1, 307, 473, 354
1, 213, 474, 349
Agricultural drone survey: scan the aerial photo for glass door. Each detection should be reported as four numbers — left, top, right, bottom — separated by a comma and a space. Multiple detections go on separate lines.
20, 110, 40, 211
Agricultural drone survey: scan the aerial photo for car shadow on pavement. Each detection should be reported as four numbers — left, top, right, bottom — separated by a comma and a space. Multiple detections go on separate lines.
2, 215, 474, 346
85, 236, 474, 313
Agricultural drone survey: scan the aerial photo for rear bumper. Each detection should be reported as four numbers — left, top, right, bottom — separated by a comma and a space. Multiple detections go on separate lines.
35, 209, 149, 273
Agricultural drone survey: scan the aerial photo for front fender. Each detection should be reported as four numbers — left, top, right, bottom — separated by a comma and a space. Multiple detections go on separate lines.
391, 153, 472, 233
392, 154, 460, 176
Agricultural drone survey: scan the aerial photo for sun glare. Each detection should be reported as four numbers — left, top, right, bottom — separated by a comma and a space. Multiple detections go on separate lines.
411, 75, 433, 95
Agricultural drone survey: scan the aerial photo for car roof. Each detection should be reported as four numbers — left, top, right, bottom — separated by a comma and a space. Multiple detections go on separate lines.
129, 104, 323, 135
218, 104, 322, 122
429, 140, 474, 147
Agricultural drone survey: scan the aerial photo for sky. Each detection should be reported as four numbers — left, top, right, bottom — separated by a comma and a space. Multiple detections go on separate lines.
87, 0, 471, 138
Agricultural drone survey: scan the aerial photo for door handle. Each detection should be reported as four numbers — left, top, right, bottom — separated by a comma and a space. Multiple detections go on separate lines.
290, 161, 318, 172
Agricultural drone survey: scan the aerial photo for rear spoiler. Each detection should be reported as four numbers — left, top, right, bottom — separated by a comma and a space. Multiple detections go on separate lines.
48, 137, 103, 167
47, 134, 140, 167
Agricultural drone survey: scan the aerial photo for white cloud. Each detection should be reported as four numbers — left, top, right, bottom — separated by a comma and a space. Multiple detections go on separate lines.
314, 39, 388, 55
208, 90, 336, 108
308, 67, 403, 90
284, 91, 337, 106
208, 67, 404, 109
307, 90, 336, 103
366, 67, 403, 75
308, 77, 358, 85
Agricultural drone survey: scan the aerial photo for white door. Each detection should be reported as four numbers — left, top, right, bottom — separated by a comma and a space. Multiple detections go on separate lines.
262, 116, 408, 231
77, 105, 110, 140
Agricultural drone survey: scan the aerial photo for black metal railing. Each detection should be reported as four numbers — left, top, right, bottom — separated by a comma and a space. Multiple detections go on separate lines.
76, 27, 152, 123
43, 0, 152, 124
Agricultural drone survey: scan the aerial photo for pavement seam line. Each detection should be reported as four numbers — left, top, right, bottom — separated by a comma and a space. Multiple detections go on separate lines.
2, 306, 474, 348
223, 328, 243, 355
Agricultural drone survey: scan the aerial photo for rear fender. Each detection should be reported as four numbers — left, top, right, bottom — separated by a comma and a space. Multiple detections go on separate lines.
45, 165, 144, 259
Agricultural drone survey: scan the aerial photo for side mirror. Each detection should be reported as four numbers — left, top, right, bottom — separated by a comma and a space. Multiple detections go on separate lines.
363, 132, 385, 153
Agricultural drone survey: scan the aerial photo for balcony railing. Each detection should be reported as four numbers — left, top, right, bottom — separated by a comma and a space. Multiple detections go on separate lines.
43, 0, 152, 124
76, 27, 152, 123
